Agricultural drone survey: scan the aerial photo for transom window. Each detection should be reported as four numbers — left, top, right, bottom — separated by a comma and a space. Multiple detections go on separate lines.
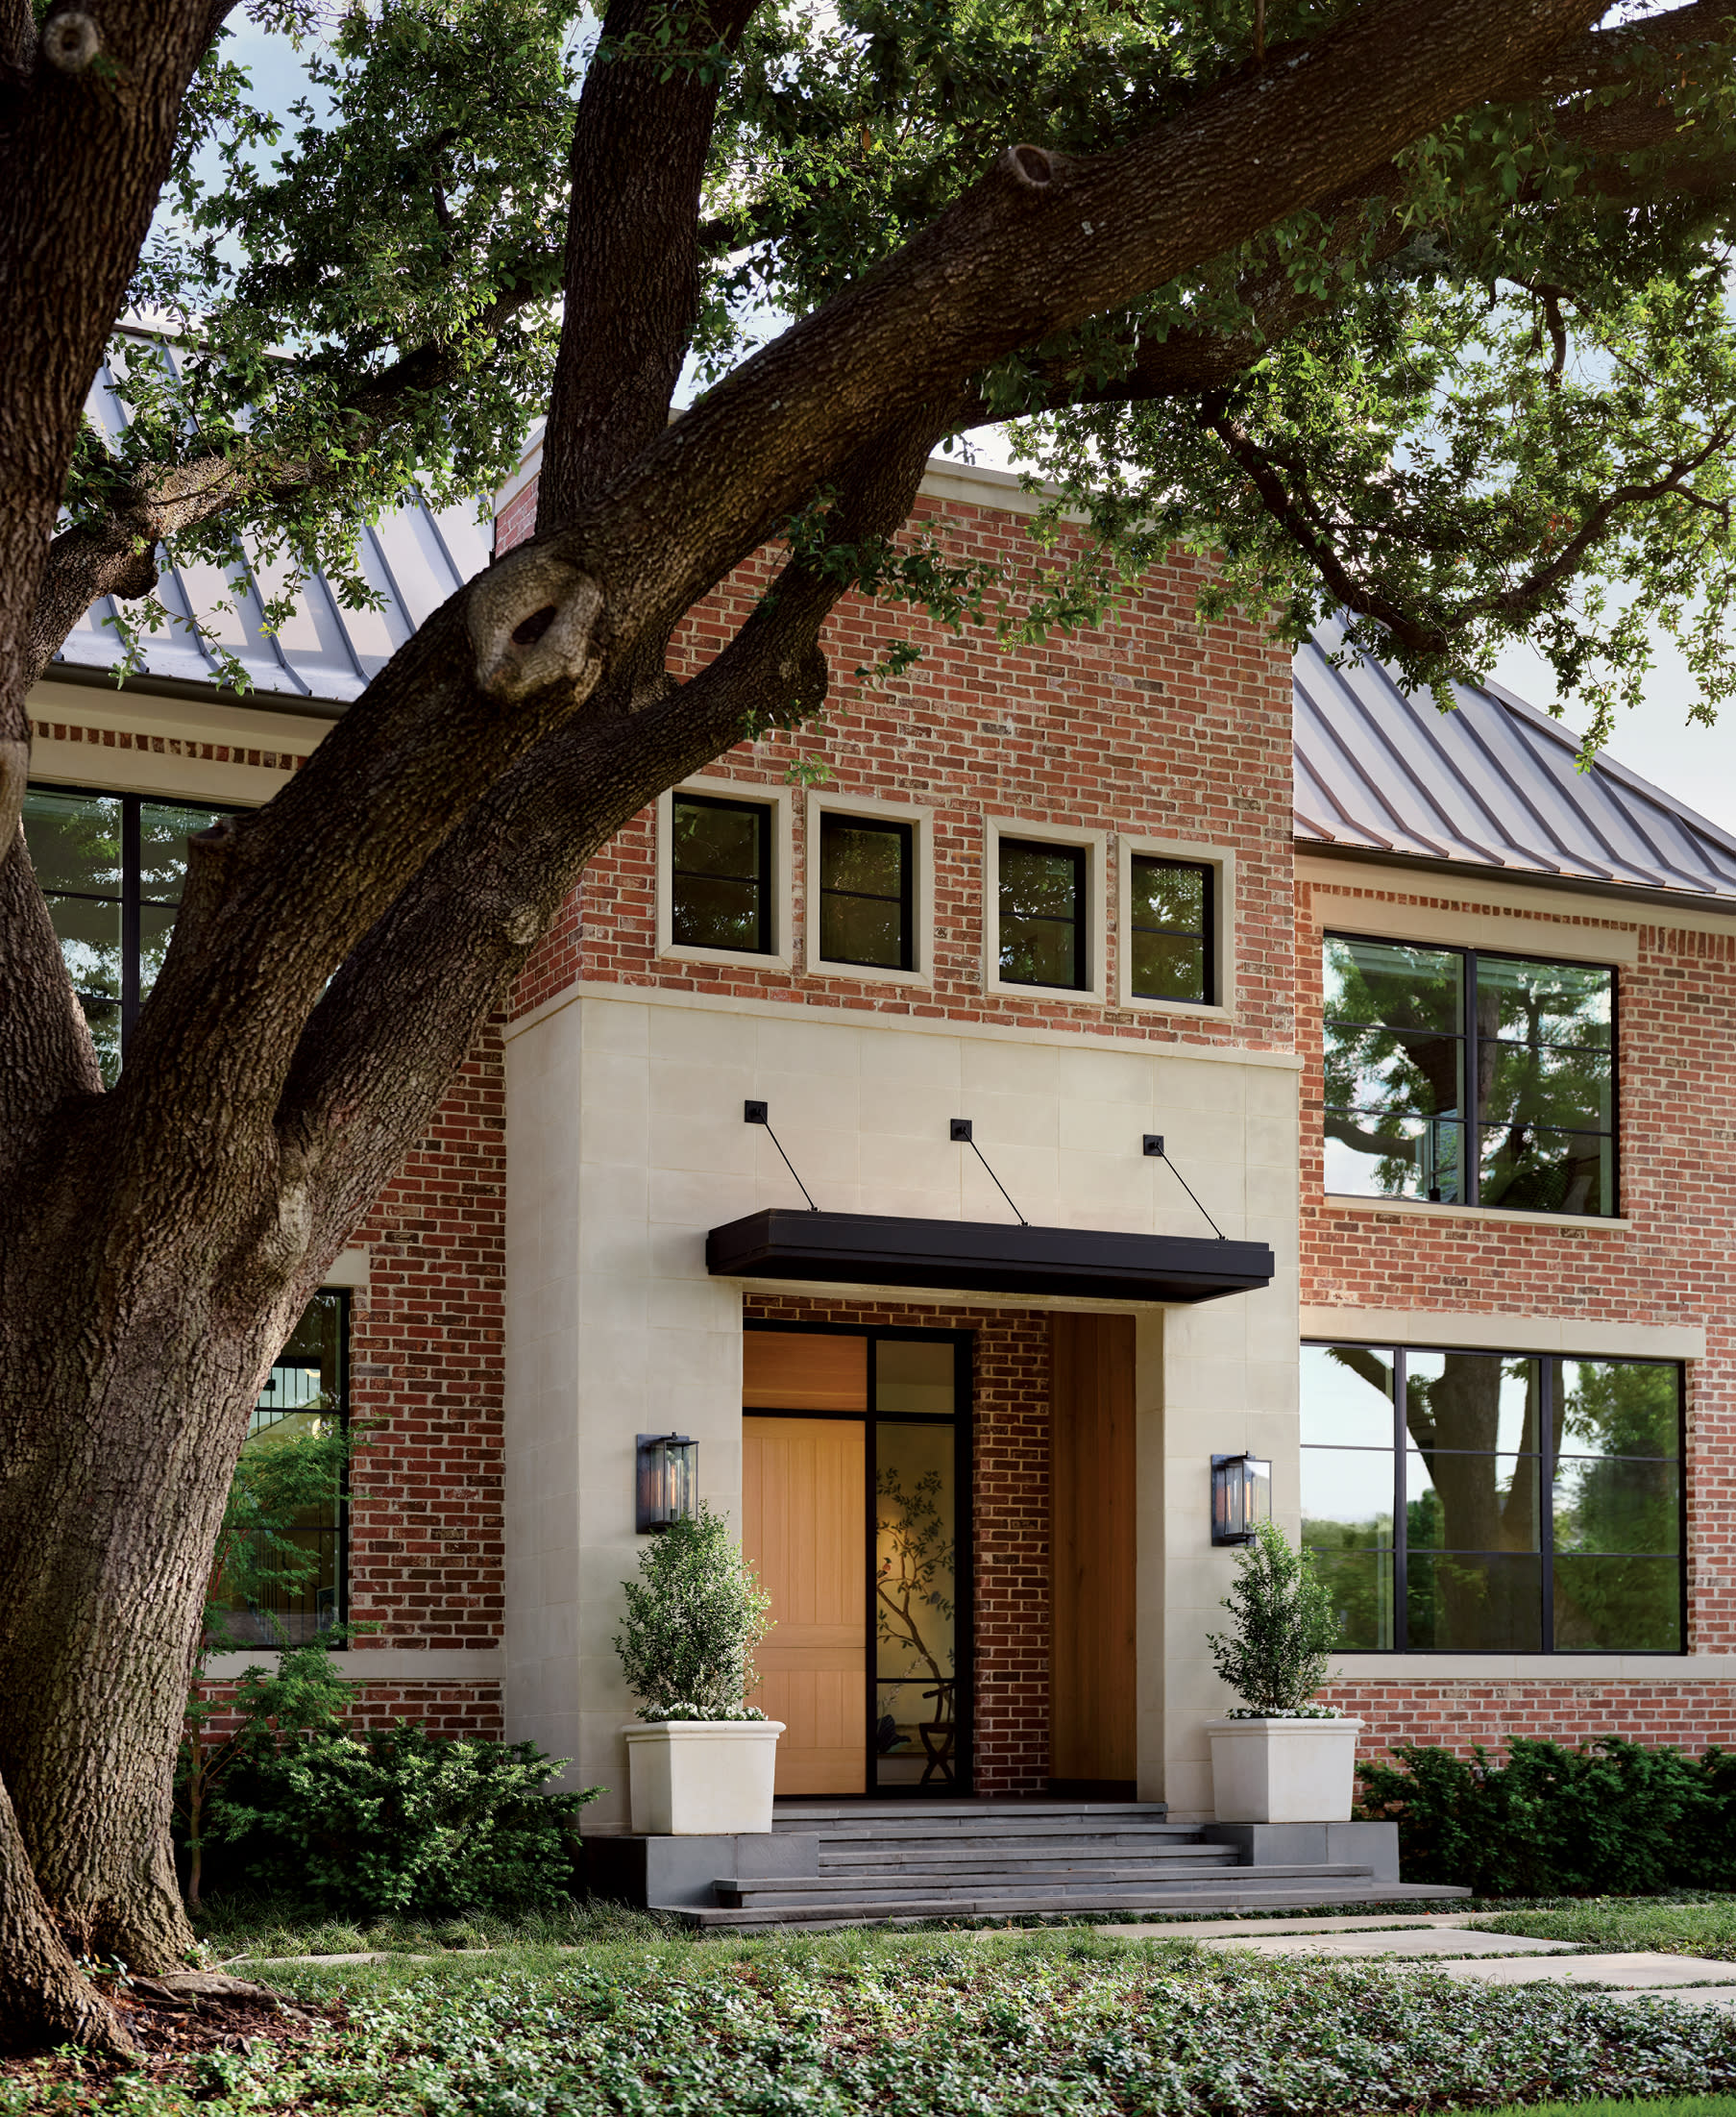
22, 783, 233, 1085
671, 793, 774, 954
998, 837, 1088, 991
1323, 935, 1615, 1216
1302, 1342, 1682, 1653
819, 812, 914, 971
1130, 855, 1213, 1005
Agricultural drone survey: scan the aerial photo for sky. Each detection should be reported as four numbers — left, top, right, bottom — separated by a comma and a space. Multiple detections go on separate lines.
189, 14, 1736, 844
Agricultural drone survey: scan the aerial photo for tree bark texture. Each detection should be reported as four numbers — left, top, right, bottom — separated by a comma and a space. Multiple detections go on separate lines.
0, 0, 1725, 2051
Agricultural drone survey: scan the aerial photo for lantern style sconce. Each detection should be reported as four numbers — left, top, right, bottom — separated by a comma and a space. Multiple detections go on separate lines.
636, 1433, 698, 1534
1210, 1453, 1271, 1546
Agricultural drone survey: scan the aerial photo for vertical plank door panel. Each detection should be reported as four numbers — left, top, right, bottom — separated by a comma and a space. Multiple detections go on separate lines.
744, 1415, 868, 1795
1049, 1314, 1137, 1787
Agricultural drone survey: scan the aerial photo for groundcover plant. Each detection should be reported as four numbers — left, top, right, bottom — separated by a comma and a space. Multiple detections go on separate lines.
3, 1938, 1735, 2114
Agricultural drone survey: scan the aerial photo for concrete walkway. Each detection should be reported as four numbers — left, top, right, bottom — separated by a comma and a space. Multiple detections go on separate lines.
1094, 1911, 1736, 2010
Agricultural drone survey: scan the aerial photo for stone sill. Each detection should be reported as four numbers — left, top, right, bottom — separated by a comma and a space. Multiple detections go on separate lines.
1321, 1194, 1632, 1232
200, 1646, 504, 1683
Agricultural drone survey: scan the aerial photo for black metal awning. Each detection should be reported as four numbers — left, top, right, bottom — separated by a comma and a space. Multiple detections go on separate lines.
705, 1208, 1275, 1306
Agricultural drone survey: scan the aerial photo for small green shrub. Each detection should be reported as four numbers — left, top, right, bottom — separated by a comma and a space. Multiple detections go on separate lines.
211, 1721, 600, 1917
616, 1503, 771, 1717
1206, 1519, 1341, 1715
1357, 1735, 1736, 1894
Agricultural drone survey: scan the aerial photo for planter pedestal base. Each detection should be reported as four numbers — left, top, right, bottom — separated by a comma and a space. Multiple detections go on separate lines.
583, 1831, 818, 1910
1204, 1820, 1399, 1883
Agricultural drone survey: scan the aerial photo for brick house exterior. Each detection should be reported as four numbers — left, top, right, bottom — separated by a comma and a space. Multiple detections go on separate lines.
23, 439, 1736, 1822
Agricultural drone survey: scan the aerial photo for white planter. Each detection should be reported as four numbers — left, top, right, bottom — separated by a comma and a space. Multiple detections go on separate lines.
1206, 1716, 1363, 1823
623, 1720, 785, 1835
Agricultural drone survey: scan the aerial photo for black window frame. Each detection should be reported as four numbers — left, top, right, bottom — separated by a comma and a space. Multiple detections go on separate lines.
1322, 930, 1619, 1217
211, 1286, 353, 1649
1129, 853, 1215, 1006
670, 791, 776, 956
23, 779, 241, 1067
1301, 1339, 1686, 1656
996, 835, 1089, 993
817, 809, 916, 972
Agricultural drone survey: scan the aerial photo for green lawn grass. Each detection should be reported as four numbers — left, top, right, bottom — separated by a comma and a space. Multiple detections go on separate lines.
6, 1927, 1735, 2114
1478, 1898, 1736, 1961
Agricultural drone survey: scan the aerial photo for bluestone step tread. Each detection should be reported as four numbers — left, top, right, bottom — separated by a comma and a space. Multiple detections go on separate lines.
688, 1882, 1471, 1929
717, 1862, 1381, 1905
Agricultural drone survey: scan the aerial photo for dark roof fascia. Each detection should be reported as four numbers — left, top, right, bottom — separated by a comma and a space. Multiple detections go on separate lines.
40, 657, 348, 723
1294, 835, 1736, 921
707, 1207, 1276, 1306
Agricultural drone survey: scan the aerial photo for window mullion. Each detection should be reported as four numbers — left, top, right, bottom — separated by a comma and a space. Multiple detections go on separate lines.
1393, 1349, 1408, 1653
1539, 1357, 1556, 1655
1464, 948, 1478, 1207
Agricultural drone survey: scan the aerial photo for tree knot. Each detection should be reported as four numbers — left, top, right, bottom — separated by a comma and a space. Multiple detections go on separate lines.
41, 10, 101, 72
467, 547, 604, 703
1004, 144, 1057, 189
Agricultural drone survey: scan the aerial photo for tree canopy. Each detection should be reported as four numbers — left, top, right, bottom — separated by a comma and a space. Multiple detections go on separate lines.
45, 0, 1736, 747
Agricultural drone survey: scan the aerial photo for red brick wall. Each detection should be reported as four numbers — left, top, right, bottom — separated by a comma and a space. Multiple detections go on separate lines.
345, 1028, 507, 1654
744, 1292, 1053, 1797
193, 1680, 502, 1744
511, 476, 1296, 1054
1300, 871, 1736, 1756
1321, 1678, 1736, 1758
495, 478, 537, 557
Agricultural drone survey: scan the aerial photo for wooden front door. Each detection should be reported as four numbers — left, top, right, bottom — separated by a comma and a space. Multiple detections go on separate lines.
743, 1415, 867, 1795
1049, 1314, 1137, 1793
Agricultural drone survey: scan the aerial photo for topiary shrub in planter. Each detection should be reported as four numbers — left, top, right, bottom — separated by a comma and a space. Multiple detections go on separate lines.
1204, 1519, 1358, 1822
615, 1503, 779, 1834
1356, 1736, 1736, 1896
210, 1717, 601, 1917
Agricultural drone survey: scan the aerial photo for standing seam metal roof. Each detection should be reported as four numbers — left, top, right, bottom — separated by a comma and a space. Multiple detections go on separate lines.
1293, 619, 1736, 907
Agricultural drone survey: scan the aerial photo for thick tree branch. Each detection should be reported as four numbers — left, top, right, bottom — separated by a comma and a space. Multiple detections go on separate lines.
277, 418, 940, 1243
539, 0, 763, 526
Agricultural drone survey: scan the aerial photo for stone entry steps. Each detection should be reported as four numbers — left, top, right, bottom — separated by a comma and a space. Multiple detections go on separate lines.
688, 1799, 1466, 1931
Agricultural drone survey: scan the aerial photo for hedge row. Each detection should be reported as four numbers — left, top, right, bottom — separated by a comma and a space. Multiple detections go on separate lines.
1356, 1737, 1736, 1896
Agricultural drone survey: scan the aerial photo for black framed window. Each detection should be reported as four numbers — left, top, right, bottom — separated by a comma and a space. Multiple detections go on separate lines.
1302, 1341, 1683, 1653
819, 812, 914, 971
1323, 934, 1615, 1216
208, 1290, 351, 1647
671, 793, 774, 954
998, 837, 1088, 990
1130, 855, 1213, 1004
22, 782, 235, 1085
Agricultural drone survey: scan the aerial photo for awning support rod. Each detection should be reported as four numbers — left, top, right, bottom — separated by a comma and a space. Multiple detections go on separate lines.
1143, 1134, 1225, 1241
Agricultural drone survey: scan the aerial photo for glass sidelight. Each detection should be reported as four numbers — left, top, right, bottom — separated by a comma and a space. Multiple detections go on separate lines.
743, 1324, 970, 1796
874, 1339, 961, 1789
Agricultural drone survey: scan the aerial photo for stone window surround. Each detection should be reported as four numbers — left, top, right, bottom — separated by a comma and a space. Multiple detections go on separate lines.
803, 788, 936, 986
1116, 831, 1237, 1020
983, 814, 1110, 1005
655, 773, 796, 972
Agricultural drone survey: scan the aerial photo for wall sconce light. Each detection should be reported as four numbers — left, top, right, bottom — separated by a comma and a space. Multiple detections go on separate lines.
1210, 1452, 1271, 1546
636, 1433, 698, 1534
